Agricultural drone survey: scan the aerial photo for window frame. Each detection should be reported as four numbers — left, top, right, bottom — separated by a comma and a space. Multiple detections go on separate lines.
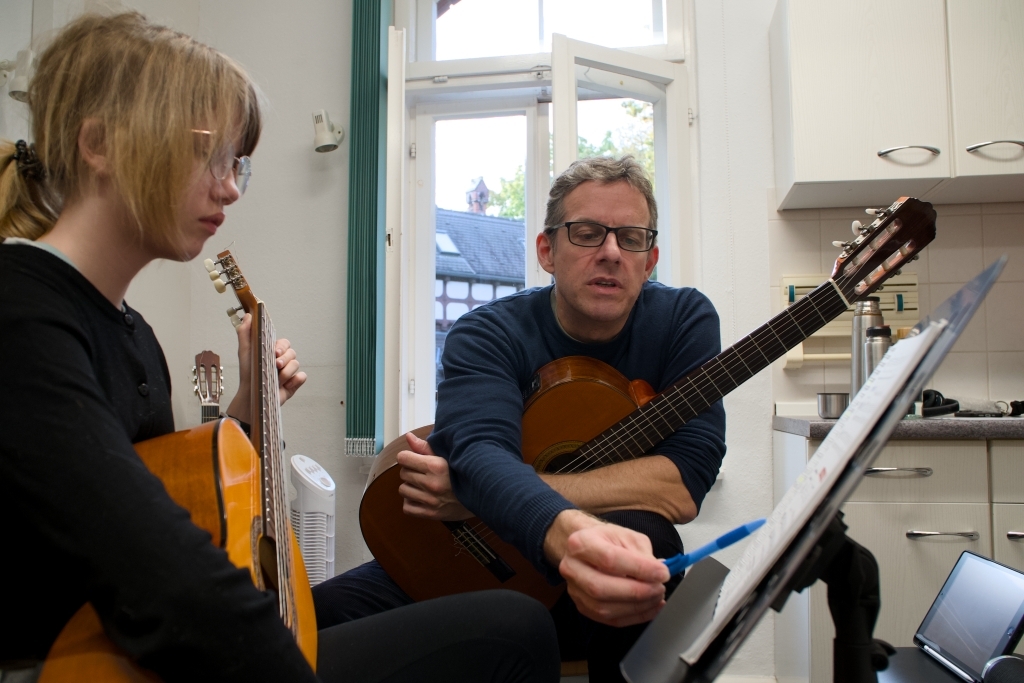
384, 2, 699, 433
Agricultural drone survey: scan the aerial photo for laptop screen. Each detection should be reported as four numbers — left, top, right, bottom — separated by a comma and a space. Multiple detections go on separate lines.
915, 552, 1024, 681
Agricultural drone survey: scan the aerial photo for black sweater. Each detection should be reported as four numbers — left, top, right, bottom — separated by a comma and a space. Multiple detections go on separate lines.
0, 244, 316, 681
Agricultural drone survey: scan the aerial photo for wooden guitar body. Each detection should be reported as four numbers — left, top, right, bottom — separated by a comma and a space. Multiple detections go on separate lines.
39, 420, 317, 681
359, 357, 656, 608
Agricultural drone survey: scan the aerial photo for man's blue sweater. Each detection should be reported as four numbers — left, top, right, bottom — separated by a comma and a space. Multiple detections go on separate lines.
427, 281, 727, 581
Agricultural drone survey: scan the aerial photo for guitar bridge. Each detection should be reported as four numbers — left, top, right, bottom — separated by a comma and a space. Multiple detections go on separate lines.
443, 521, 517, 583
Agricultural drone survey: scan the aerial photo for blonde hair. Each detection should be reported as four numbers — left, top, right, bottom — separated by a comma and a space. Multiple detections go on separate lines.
0, 12, 262, 250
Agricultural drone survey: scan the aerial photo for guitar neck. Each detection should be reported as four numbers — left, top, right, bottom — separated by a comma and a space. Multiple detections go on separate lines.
565, 281, 850, 472
252, 301, 297, 632
201, 404, 220, 423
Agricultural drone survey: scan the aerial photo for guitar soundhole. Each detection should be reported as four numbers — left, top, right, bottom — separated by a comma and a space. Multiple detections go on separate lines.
534, 440, 584, 473
259, 535, 279, 591
542, 451, 583, 474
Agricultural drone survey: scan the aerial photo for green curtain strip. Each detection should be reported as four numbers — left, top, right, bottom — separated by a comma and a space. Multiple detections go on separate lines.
345, 0, 390, 456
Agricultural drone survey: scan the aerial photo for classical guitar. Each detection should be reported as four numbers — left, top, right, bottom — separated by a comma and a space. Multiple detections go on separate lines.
192, 350, 223, 423
360, 196, 937, 609
39, 252, 316, 681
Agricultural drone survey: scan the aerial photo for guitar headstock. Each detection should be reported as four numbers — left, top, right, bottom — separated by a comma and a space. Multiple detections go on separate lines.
830, 197, 936, 303
204, 249, 259, 328
192, 350, 223, 405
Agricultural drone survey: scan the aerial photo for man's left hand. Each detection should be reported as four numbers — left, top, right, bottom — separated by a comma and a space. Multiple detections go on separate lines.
397, 432, 473, 521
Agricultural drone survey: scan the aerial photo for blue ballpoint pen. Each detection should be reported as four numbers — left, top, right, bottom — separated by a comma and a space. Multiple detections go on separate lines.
662, 518, 767, 576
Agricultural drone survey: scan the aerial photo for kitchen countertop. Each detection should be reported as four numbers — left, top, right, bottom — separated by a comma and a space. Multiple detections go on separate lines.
773, 414, 1024, 440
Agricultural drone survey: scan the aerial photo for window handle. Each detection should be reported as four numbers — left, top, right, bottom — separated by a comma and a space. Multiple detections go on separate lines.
864, 467, 933, 477
906, 530, 979, 541
966, 140, 1024, 153
877, 145, 941, 157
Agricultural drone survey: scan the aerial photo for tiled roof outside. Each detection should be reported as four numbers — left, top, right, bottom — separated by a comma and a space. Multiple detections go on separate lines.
435, 208, 525, 283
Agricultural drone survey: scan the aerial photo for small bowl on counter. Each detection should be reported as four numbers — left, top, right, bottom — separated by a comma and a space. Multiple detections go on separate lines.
818, 392, 850, 419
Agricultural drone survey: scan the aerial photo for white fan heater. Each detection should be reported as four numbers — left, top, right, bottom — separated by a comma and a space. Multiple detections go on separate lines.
289, 454, 336, 586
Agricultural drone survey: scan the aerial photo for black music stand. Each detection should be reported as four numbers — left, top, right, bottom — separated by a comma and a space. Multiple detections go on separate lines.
621, 257, 1008, 683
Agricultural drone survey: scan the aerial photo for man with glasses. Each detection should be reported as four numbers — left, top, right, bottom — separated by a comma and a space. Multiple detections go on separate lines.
315, 156, 726, 682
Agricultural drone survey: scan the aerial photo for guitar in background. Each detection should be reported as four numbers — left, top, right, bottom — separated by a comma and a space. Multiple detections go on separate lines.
192, 350, 223, 424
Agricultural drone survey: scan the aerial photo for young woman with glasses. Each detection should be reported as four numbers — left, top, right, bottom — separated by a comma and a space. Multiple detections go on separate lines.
0, 12, 557, 683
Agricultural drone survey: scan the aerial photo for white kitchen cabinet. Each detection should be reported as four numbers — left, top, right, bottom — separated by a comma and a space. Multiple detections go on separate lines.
770, 0, 951, 209
928, 0, 1024, 204
770, 0, 1024, 209
994, 504, 1024, 572
773, 433, 995, 683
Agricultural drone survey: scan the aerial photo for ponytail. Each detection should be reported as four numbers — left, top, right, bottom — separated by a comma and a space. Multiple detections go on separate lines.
0, 138, 59, 240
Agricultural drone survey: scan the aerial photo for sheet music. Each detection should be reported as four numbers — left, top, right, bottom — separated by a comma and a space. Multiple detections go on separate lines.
681, 320, 946, 664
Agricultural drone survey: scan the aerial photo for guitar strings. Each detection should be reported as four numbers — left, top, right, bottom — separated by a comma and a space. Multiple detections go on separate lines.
552, 233, 901, 476
552, 282, 847, 475
261, 308, 299, 634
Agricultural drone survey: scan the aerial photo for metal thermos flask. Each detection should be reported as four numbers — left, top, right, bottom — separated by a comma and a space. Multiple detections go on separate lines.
851, 297, 883, 398
863, 326, 893, 384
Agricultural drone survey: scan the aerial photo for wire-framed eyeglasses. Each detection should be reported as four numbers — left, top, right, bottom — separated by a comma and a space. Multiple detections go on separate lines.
191, 129, 252, 195
554, 222, 658, 252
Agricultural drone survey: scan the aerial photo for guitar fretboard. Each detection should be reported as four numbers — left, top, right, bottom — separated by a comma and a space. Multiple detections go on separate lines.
558, 282, 849, 473
255, 302, 297, 633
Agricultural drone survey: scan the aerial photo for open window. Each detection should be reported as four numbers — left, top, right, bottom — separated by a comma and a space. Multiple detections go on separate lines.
383, 2, 696, 438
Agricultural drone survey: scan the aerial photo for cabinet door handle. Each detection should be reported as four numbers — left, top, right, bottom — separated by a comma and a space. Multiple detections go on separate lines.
1008, 532, 1024, 541
906, 530, 979, 541
864, 467, 933, 477
877, 145, 941, 157
965, 140, 1024, 153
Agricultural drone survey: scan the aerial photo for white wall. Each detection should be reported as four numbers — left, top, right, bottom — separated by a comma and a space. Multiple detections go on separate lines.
676, 1, 781, 678
130, 0, 366, 571
0, 1, 32, 141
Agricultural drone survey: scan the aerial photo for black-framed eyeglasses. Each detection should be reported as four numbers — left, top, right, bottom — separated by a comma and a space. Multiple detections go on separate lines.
191, 129, 252, 195
554, 222, 658, 252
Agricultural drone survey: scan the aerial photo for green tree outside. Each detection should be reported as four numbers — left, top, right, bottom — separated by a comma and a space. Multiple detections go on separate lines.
490, 164, 527, 220
488, 99, 655, 221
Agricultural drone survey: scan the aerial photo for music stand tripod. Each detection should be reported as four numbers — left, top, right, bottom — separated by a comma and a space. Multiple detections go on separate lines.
771, 511, 893, 683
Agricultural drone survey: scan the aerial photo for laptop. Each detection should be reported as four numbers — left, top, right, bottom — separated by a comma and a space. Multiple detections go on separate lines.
912, 552, 1024, 683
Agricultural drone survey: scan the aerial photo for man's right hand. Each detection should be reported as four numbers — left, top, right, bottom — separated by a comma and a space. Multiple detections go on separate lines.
397, 431, 473, 521
545, 509, 670, 627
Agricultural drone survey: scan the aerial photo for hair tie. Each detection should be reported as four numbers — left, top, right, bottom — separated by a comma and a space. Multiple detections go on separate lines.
12, 140, 46, 181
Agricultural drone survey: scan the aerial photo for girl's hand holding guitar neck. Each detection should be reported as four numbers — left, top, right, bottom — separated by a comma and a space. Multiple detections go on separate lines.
225, 311, 307, 422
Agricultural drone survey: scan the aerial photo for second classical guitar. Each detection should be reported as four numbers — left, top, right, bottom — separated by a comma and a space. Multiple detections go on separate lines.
360, 197, 937, 608
192, 350, 223, 423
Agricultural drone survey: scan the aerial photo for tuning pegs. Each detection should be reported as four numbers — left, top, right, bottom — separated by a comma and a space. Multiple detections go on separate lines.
832, 240, 847, 248
203, 258, 217, 273
226, 305, 245, 327
213, 278, 227, 293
